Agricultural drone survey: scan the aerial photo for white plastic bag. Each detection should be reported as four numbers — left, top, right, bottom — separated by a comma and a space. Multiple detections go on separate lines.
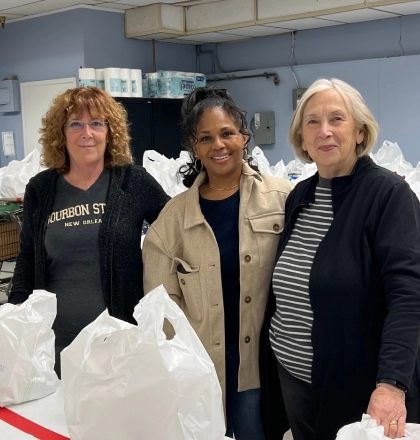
61, 285, 225, 440
373, 140, 404, 166
272, 159, 288, 179
336, 414, 420, 439
251, 146, 274, 176
0, 149, 46, 199
0, 290, 59, 407
143, 149, 188, 197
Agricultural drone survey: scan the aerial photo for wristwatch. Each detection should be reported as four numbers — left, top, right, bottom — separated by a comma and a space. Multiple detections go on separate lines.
376, 378, 408, 393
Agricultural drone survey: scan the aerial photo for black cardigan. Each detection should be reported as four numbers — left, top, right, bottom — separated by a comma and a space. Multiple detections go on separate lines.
262, 156, 420, 440
9, 165, 170, 323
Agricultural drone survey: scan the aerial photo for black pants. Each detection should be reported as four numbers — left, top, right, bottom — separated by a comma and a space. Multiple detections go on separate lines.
276, 360, 316, 440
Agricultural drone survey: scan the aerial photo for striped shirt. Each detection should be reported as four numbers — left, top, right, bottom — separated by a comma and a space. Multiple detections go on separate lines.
270, 178, 333, 383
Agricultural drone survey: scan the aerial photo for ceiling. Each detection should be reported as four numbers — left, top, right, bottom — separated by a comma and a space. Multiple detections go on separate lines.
1, 0, 420, 45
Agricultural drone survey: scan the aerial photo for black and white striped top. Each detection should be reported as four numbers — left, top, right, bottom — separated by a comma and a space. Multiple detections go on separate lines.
270, 178, 334, 383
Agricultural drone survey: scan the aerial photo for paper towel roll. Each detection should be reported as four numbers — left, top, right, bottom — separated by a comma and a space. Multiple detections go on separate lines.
142, 73, 149, 98
148, 72, 159, 98
158, 71, 194, 98
104, 67, 122, 97
131, 69, 142, 97
120, 68, 131, 97
194, 72, 206, 88
78, 68, 96, 87
95, 69, 105, 90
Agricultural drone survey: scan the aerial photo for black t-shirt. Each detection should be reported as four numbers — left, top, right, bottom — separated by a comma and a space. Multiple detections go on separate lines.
200, 190, 240, 345
45, 169, 109, 349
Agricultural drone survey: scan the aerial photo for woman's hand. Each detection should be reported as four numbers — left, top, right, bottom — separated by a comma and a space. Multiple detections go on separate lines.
366, 383, 406, 438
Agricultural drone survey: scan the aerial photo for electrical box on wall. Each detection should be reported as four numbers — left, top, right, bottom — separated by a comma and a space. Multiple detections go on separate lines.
253, 111, 275, 145
293, 88, 307, 110
0, 80, 20, 113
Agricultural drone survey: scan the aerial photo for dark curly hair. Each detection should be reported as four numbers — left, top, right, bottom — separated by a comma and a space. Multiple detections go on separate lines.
179, 86, 258, 188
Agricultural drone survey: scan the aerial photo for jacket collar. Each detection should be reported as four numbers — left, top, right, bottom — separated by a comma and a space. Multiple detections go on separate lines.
184, 162, 261, 229
299, 155, 376, 212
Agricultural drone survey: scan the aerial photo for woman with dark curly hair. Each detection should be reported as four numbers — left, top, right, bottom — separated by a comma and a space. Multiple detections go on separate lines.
143, 87, 293, 440
9, 86, 169, 376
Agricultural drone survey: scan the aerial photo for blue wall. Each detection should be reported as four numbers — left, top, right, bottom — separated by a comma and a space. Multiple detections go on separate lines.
0, 10, 85, 166
80, 9, 196, 72
199, 14, 420, 73
2, 9, 420, 167
0, 8, 196, 166
201, 14, 420, 166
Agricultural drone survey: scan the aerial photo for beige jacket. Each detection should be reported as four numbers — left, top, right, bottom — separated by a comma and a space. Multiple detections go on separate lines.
143, 163, 293, 400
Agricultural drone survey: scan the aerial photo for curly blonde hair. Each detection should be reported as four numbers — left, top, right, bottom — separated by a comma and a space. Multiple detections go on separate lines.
40, 86, 133, 173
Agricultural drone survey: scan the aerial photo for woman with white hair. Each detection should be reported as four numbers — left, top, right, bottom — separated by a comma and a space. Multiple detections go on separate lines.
267, 78, 420, 439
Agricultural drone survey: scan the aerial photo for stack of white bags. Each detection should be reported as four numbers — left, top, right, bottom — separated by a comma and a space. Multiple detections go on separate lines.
143, 141, 420, 201
0, 149, 46, 199
0, 287, 226, 440
0, 141, 419, 200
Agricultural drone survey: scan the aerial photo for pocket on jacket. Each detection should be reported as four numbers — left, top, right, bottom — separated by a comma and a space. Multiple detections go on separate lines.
170, 257, 203, 321
249, 212, 285, 272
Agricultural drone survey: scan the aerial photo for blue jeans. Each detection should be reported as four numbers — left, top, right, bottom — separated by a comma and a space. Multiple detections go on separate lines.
225, 344, 266, 440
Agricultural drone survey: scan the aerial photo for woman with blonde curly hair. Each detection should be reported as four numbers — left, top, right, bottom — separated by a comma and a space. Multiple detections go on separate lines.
9, 87, 169, 376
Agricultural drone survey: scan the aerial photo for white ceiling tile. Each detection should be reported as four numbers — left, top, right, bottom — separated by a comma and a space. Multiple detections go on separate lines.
0, 0, 43, 10
318, 8, 400, 23
174, 0, 225, 5
0, 0, 415, 34
177, 32, 251, 43
1, 0, 103, 15
258, 0, 364, 20
186, 0, 254, 31
94, 2, 135, 10
268, 17, 344, 30
115, 0, 181, 5
160, 37, 204, 44
372, 1, 420, 15
220, 25, 291, 37
0, 13, 25, 20
134, 32, 184, 39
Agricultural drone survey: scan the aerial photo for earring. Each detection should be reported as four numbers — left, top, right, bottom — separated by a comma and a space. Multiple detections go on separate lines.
193, 156, 203, 173
243, 147, 249, 158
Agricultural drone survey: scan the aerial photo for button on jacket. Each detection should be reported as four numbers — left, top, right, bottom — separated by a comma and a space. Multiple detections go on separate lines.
143, 162, 293, 402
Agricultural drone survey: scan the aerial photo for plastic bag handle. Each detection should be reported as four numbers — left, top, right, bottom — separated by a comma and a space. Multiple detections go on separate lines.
134, 286, 199, 347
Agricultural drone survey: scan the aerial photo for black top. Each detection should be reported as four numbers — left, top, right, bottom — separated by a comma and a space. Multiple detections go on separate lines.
200, 190, 240, 345
45, 170, 109, 348
9, 165, 170, 325
265, 155, 420, 438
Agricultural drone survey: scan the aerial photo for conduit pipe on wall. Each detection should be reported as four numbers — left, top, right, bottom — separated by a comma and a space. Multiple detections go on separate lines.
152, 39, 157, 72
207, 72, 280, 86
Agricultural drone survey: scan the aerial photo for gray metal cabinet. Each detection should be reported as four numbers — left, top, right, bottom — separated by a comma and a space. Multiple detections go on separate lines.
0, 80, 20, 113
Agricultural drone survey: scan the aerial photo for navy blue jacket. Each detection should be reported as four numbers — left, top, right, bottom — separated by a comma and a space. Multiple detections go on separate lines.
264, 156, 420, 439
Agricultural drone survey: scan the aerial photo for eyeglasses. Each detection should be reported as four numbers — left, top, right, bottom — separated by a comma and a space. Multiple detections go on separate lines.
65, 120, 108, 133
